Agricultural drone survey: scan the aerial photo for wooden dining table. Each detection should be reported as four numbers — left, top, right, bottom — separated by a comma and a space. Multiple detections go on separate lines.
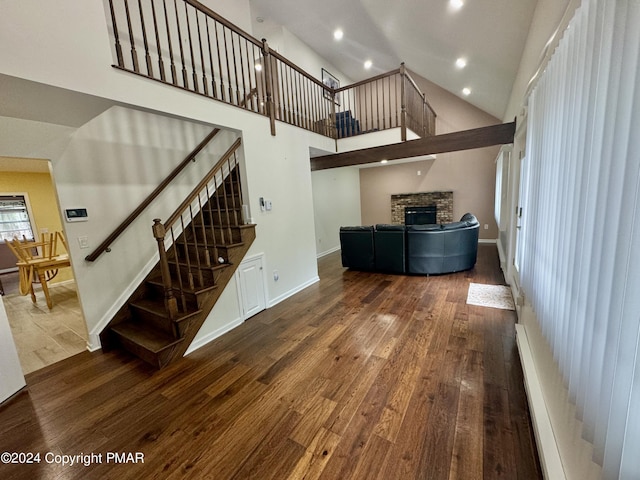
7, 232, 72, 309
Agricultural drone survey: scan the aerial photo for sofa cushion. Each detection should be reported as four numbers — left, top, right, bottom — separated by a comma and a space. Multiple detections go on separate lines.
375, 224, 406, 231
339, 226, 375, 271
408, 224, 442, 231
374, 225, 406, 273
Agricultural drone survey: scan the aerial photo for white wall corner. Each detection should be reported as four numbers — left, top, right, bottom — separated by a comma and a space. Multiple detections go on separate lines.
184, 316, 243, 356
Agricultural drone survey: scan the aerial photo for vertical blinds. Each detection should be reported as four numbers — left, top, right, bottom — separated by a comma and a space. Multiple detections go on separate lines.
0, 195, 34, 242
519, 0, 640, 478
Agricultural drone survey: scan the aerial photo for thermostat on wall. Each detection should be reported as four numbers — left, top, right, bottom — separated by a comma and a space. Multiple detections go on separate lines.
65, 208, 88, 222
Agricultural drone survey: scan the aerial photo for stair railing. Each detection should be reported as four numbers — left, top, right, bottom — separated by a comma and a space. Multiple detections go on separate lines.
153, 137, 243, 318
106, 0, 436, 140
85, 127, 220, 262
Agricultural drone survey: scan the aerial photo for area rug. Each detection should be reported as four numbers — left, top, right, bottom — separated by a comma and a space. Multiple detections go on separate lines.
466, 283, 515, 311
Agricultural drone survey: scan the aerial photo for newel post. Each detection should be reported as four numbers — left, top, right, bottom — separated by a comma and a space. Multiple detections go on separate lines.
262, 38, 277, 136
400, 62, 407, 142
153, 219, 178, 320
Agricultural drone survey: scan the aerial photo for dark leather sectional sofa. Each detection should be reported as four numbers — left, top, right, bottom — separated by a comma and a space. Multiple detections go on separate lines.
339, 213, 479, 275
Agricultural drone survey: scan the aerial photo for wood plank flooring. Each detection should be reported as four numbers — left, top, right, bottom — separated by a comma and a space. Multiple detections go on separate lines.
0, 245, 541, 479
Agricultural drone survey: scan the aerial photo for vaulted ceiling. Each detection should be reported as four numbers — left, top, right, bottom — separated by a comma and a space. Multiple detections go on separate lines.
249, 0, 539, 120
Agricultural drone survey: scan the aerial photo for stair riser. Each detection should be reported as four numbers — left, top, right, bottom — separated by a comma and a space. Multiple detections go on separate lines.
168, 263, 218, 288
129, 304, 176, 337
112, 331, 175, 368
146, 281, 208, 311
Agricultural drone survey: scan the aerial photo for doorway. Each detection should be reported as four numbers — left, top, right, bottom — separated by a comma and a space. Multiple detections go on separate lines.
0, 158, 88, 375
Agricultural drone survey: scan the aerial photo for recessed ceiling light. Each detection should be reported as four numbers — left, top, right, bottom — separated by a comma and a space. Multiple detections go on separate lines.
364, 60, 373, 70
381, 159, 388, 164
455, 57, 467, 69
333, 29, 344, 41
256, 17, 264, 23
462, 87, 471, 96
450, 0, 464, 10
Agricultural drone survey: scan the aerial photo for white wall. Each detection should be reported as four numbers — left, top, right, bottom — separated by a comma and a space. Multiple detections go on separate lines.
503, 0, 577, 122
311, 167, 361, 257
51, 107, 241, 346
251, 21, 353, 87
0, 298, 25, 403
0, 0, 332, 354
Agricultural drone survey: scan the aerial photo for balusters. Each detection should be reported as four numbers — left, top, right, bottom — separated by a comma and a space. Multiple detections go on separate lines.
173, 0, 189, 87
204, 184, 220, 263
136, 0, 153, 76
213, 174, 226, 245
183, 2, 198, 92
107, 2, 434, 141
205, 17, 218, 99
195, 10, 208, 95
169, 228, 187, 312
162, 0, 177, 84
149, 0, 165, 81
107, 0, 124, 67
153, 220, 178, 319
123, 0, 139, 72
187, 205, 204, 286
214, 21, 225, 101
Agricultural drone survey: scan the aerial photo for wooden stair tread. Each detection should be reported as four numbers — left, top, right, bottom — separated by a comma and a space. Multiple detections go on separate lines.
111, 322, 182, 353
175, 239, 246, 249
147, 278, 218, 296
129, 298, 202, 322
167, 259, 231, 271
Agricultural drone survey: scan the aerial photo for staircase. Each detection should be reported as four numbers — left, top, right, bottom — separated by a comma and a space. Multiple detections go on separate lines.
100, 139, 255, 368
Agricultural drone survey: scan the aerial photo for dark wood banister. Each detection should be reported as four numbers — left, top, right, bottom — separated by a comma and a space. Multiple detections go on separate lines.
85, 127, 221, 262
404, 68, 437, 119
184, 0, 262, 47
163, 137, 242, 229
334, 68, 401, 93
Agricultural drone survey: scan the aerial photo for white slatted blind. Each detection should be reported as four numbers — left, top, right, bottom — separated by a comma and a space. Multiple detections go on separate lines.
519, 0, 640, 478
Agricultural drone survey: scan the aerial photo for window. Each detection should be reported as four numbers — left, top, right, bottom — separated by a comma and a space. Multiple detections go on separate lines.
0, 195, 35, 242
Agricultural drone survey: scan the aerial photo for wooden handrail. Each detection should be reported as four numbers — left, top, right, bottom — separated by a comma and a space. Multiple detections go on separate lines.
164, 137, 242, 229
405, 68, 437, 119
184, 0, 263, 48
85, 127, 220, 262
108, 1, 437, 140
268, 49, 329, 90
334, 68, 401, 93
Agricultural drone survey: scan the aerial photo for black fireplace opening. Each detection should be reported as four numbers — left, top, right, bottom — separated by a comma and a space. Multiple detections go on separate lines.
404, 205, 437, 225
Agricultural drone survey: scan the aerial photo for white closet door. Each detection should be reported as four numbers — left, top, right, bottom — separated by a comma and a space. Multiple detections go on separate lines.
237, 255, 266, 319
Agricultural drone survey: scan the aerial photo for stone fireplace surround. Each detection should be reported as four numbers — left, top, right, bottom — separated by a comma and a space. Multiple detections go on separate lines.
390, 191, 453, 225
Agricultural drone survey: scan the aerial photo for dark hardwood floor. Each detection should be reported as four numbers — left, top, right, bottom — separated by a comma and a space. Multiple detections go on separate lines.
0, 245, 541, 479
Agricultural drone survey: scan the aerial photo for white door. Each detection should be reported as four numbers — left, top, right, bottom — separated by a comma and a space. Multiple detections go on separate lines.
237, 255, 266, 320
0, 298, 26, 404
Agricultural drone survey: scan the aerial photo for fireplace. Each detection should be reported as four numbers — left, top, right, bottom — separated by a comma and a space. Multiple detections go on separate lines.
391, 191, 453, 225
404, 206, 437, 225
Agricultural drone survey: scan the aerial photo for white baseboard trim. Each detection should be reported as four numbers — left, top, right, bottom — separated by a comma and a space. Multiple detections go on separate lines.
515, 324, 566, 480
268, 275, 320, 308
87, 254, 159, 350
184, 316, 243, 356
478, 238, 497, 244
317, 245, 340, 259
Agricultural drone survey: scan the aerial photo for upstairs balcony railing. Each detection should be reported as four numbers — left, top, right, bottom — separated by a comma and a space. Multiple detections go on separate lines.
106, 0, 436, 139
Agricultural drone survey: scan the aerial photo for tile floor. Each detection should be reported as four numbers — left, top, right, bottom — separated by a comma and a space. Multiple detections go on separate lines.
1, 272, 88, 375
